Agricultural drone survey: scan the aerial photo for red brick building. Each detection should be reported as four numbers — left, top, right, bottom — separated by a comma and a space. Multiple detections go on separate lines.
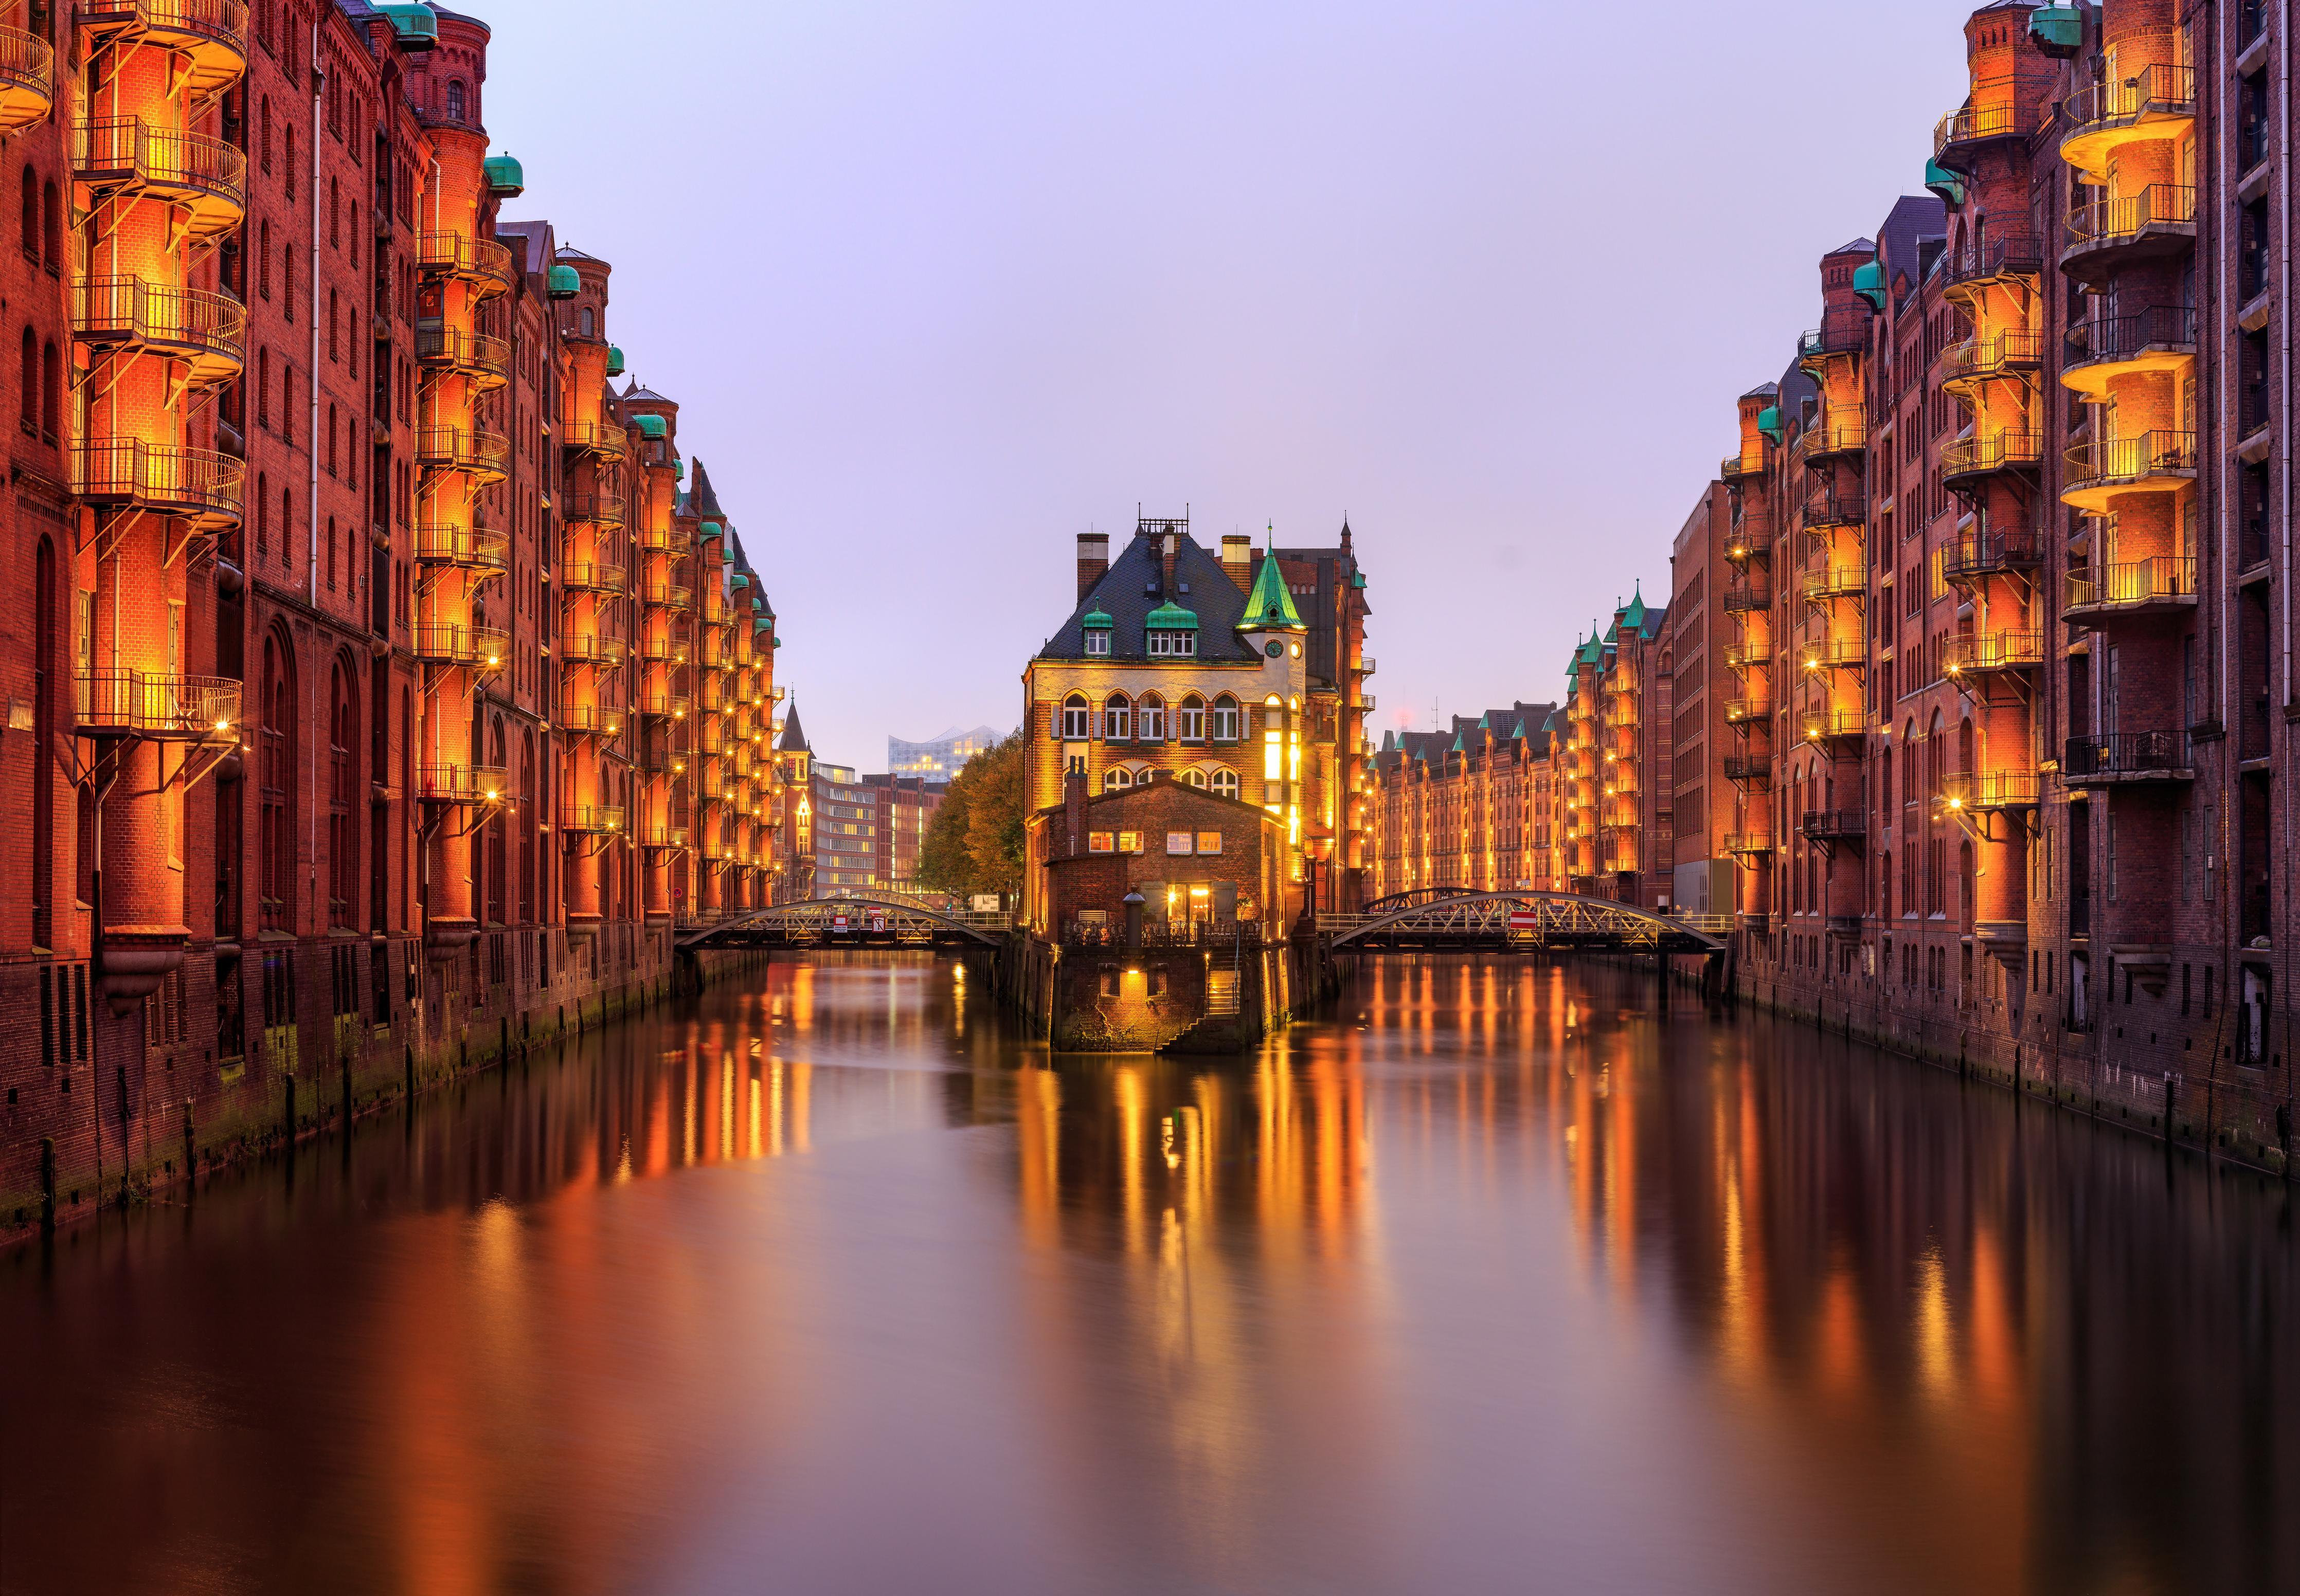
0, 1, 790, 1234
1367, 704, 1561, 900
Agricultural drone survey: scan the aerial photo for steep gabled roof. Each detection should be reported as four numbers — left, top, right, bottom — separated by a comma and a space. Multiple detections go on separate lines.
775, 700, 809, 753
1241, 546, 1305, 631
688, 458, 727, 520
1038, 533, 1262, 664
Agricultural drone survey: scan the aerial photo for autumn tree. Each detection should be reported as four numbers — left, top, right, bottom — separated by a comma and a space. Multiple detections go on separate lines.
916, 730, 1026, 900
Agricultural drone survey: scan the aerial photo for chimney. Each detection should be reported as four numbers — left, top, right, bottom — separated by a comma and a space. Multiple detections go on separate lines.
1161, 532, 1179, 593
1221, 535, 1252, 590
1076, 533, 1108, 601
1064, 764, 1088, 856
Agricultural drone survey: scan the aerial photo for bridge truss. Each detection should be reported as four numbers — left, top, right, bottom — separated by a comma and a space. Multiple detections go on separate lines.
1318, 891, 1727, 955
677, 897, 1006, 952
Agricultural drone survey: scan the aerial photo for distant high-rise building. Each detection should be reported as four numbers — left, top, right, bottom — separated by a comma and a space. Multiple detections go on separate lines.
889, 725, 1004, 783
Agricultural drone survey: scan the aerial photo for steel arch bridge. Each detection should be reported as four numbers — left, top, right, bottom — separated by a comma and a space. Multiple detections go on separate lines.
676, 897, 1005, 952
1318, 891, 1726, 955
1360, 886, 1480, 915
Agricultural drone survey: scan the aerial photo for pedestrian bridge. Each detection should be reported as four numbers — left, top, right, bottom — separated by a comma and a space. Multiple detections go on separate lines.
676, 897, 1009, 951
1317, 891, 1729, 955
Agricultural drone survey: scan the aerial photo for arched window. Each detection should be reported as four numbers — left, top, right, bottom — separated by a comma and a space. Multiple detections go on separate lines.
16, 167, 31, 255
326, 402, 337, 476
1102, 693, 1130, 741
1210, 694, 1240, 742
256, 471, 268, 558
1881, 853, 1893, 923
260, 95, 272, 174
40, 179, 56, 270
17, 326, 31, 432
1181, 768, 1207, 788
281, 484, 293, 567
520, 731, 537, 923
1137, 693, 1165, 742
260, 632, 297, 932
328, 658, 357, 928
1211, 768, 1239, 800
259, 220, 271, 298
325, 514, 337, 590
1178, 694, 1205, 742
1102, 767, 1133, 792
39, 339, 57, 439
1059, 694, 1089, 740
446, 80, 466, 123
580, 306, 595, 337
328, 175, 338, 247
283, 245, 295, 320
328, 288, 338, 361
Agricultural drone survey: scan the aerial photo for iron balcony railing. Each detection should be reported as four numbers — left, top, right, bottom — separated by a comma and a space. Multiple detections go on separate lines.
1942, 329, 2044, 385
1941, 231, 2047, 291
74, 438, 243, 525
414, 325, 512, 388
75, 669, 239, 738
639, 824, 690, 850
638, 694, 691, 720
1724, 526, 1772, 565
74, 0, 247, 55
1723, 697, 1772, 724
1723, 584, 1769, 614
72, 117, 246, 224
637, 521, 682, 553
558, 559, 627, 596
1940, 770, 2041, 811
1798, 309, 1868, 364
1723, 641, 1771, 670
1804, 488, 1867, 529
71, 275, 246, 376
2067, 184, 2197, 253
1796, 421, 1867, 461
2063, 305, 2197, 374
637, 636, 688, 665
2063, 430, 2198, 495
1942, 631, 2045, 675
1944, 529, 2042, 582
1801, 809, 1865, 841
418, 764, 510, 805
1798, 637, 1867, 671
414, 230, 515, 295
1722, 831, 1774, 857
2061, 63, 2196, 150
642, 582, 694, 611
1934, 80, 2041, 161
0, 26, 54, 134
559, 633, 628, 668
1801, 565, 1865, 602
556, 704, 622, 737
2063, 731, 2192, 779
559, 804, 623, 834
561, 492, 626, 528
1799, 709, 1864, 741
1943, 429, 2044, 481
414, 522, 509, 573
1722, 754, 1772, 785
415, 426, 510, 480
411, 623, 509, 669
1721, 449, 1764, 482
2064, 555, 2196, 612
560, 419, 628, 460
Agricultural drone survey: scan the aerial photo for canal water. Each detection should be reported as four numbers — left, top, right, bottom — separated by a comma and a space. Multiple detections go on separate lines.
2, 955, 2294, 1596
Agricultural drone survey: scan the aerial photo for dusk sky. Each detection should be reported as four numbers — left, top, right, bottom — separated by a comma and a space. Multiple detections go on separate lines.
480, 1, 1974, 766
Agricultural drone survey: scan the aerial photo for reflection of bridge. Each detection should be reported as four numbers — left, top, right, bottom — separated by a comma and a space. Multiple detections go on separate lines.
1318, 891, 1728, 955
677, 897, 1008, 952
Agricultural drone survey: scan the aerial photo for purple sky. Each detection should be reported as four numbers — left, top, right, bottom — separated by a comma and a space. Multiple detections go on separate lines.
481, 0, 1972, 767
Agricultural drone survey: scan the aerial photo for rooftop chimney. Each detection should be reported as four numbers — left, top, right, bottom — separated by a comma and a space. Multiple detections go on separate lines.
1221, 535, 1252, 591
1076, 533, 1109, 602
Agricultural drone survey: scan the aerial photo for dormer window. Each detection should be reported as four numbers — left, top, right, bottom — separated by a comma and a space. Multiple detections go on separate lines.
1145, 600, 1197, 656
1082, 607, 1113, 656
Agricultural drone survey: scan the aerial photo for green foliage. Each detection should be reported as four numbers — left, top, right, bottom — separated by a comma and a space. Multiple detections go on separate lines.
915, 730, 1025, 899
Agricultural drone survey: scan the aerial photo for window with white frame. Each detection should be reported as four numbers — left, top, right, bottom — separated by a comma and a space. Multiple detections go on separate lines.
1102, 694, 1130, 740
1182, 767, 1207, 788
1103, 766, 1133, 791
1061, 694, 1089, 739
1085, 629, 1111, 656
1210, 695, 1240, 741
1138, 694, 1165, 741
1211, 767, 1239, 799
1148, 628, 1196, 656
1179, 695, 1205, 741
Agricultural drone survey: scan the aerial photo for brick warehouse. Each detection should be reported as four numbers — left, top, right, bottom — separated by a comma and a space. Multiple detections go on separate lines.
0, 1, 794, 1234
1367, 703, 1562, 901
1626, 0, 2296, 1171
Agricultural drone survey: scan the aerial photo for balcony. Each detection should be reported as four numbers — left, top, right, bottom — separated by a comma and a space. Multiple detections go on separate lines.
559, 804, 624, 835
1722, 583, 1769, 615
642, 582, 694, 612
2063, 185, 2197, 280
1722, 754, 1772, 787
75, 1, 246, 99
414, 522, 509, 575
559, 559, 627, 596
560, 419, 627, 461
556, 704, 622, 738
2060, 64, 2196, 182
1798, 709, 1864, 745
1722, 641, 1771, 670
559, 633, 628, 669
1942, 430, 2043, 488
1942, 631, 2044, 679
1721, 449, 1764, 484
2063, 555, 2196, 621
1934, 80, 2041, 170
2061, 430, 2197, 513
1801, 809, 1865, 843
75, 439, 243, 530
2061, 306, 2197, 400
561, 492, 626, 529
73, 117, 245, 237
1797, 310, 1868, 368
1800, 565, 1864, 604
415, 426, 510, 483
1796, 638, 1867, 673
2062, 730, 2193, 785
418, 764, 511, 806
1941, 232, 2047, 303
638, 636, 689, 666
1944, 529, 2042, 585
415, 325, 512, 391
414, 230, 515, 298
0, 25, 53, 134
638, 694, 692, 721
1722, 832, 1774, 858
1723, 697, 1772, 726
72, 276, 245, 385
1804, 487, 1866, 531
411, 623, 509, 671
74, 669, 239, 740
640, 824, 691, 851
1724, 524, 1772, 567
1940, 770, 2041, 813
1796, 421, 1867, 464
637, 521, 683, 554
1941, 330, 2043, 395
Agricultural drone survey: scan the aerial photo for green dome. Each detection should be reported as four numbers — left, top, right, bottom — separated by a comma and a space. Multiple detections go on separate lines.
546, 264, 580, 299
635, 414, 668, 440
699, 521, 722, 541
1852, 259, 1885, 312
669, 455, 684, 480
1756, 404, 1782, 444
730, 572, 749, 590
754, 617, 772, 632
605, 344, 625, 377
2027, 5, 2081, 56
1924, 157, 1965, 207
375, 4, 438, 50
1082, 608, 1113, 629
483, 153, 524, 198
1145, 600, 1197, 630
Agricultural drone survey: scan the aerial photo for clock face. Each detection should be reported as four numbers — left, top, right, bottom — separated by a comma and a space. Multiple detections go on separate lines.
1265, 641, 1283, 658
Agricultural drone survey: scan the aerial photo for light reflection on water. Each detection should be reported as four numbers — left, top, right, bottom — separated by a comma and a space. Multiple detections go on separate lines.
1, 954, 2293, 1596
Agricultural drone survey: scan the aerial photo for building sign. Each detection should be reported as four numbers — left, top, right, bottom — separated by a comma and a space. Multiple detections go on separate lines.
1166, 832, 1194, 856
971, 894, 1002, 913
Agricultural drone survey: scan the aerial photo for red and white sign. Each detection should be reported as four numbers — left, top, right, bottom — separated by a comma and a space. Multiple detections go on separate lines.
832, 913, 850, 933
1507, 908, 1540, 932
870, 912, 887, 933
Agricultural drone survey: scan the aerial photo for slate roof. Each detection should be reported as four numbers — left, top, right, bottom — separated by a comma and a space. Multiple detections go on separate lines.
1038, 531, 1263, 663
689, 458, 727, 519
775, 700, 809, 753
621, 380, 673, 406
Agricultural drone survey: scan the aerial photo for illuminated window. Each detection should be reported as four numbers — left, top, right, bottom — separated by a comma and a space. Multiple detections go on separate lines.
1181, 768, 1206, 788
1117, 831, 1143, 854
1178, 695, 1205, 741
1196, 831, 1224, 855
1138, 694, 1166, 741
1060, 694, 1089, 739
1088, 831, 1115, 854
1103, 694, 1131, 740
1210, 695, 1240, 741
1211, 768, 1239, 800
1103, 767, 1133, 792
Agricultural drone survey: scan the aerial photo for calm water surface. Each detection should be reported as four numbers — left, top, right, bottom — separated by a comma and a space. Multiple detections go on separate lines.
3, 956, 2295, 1595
